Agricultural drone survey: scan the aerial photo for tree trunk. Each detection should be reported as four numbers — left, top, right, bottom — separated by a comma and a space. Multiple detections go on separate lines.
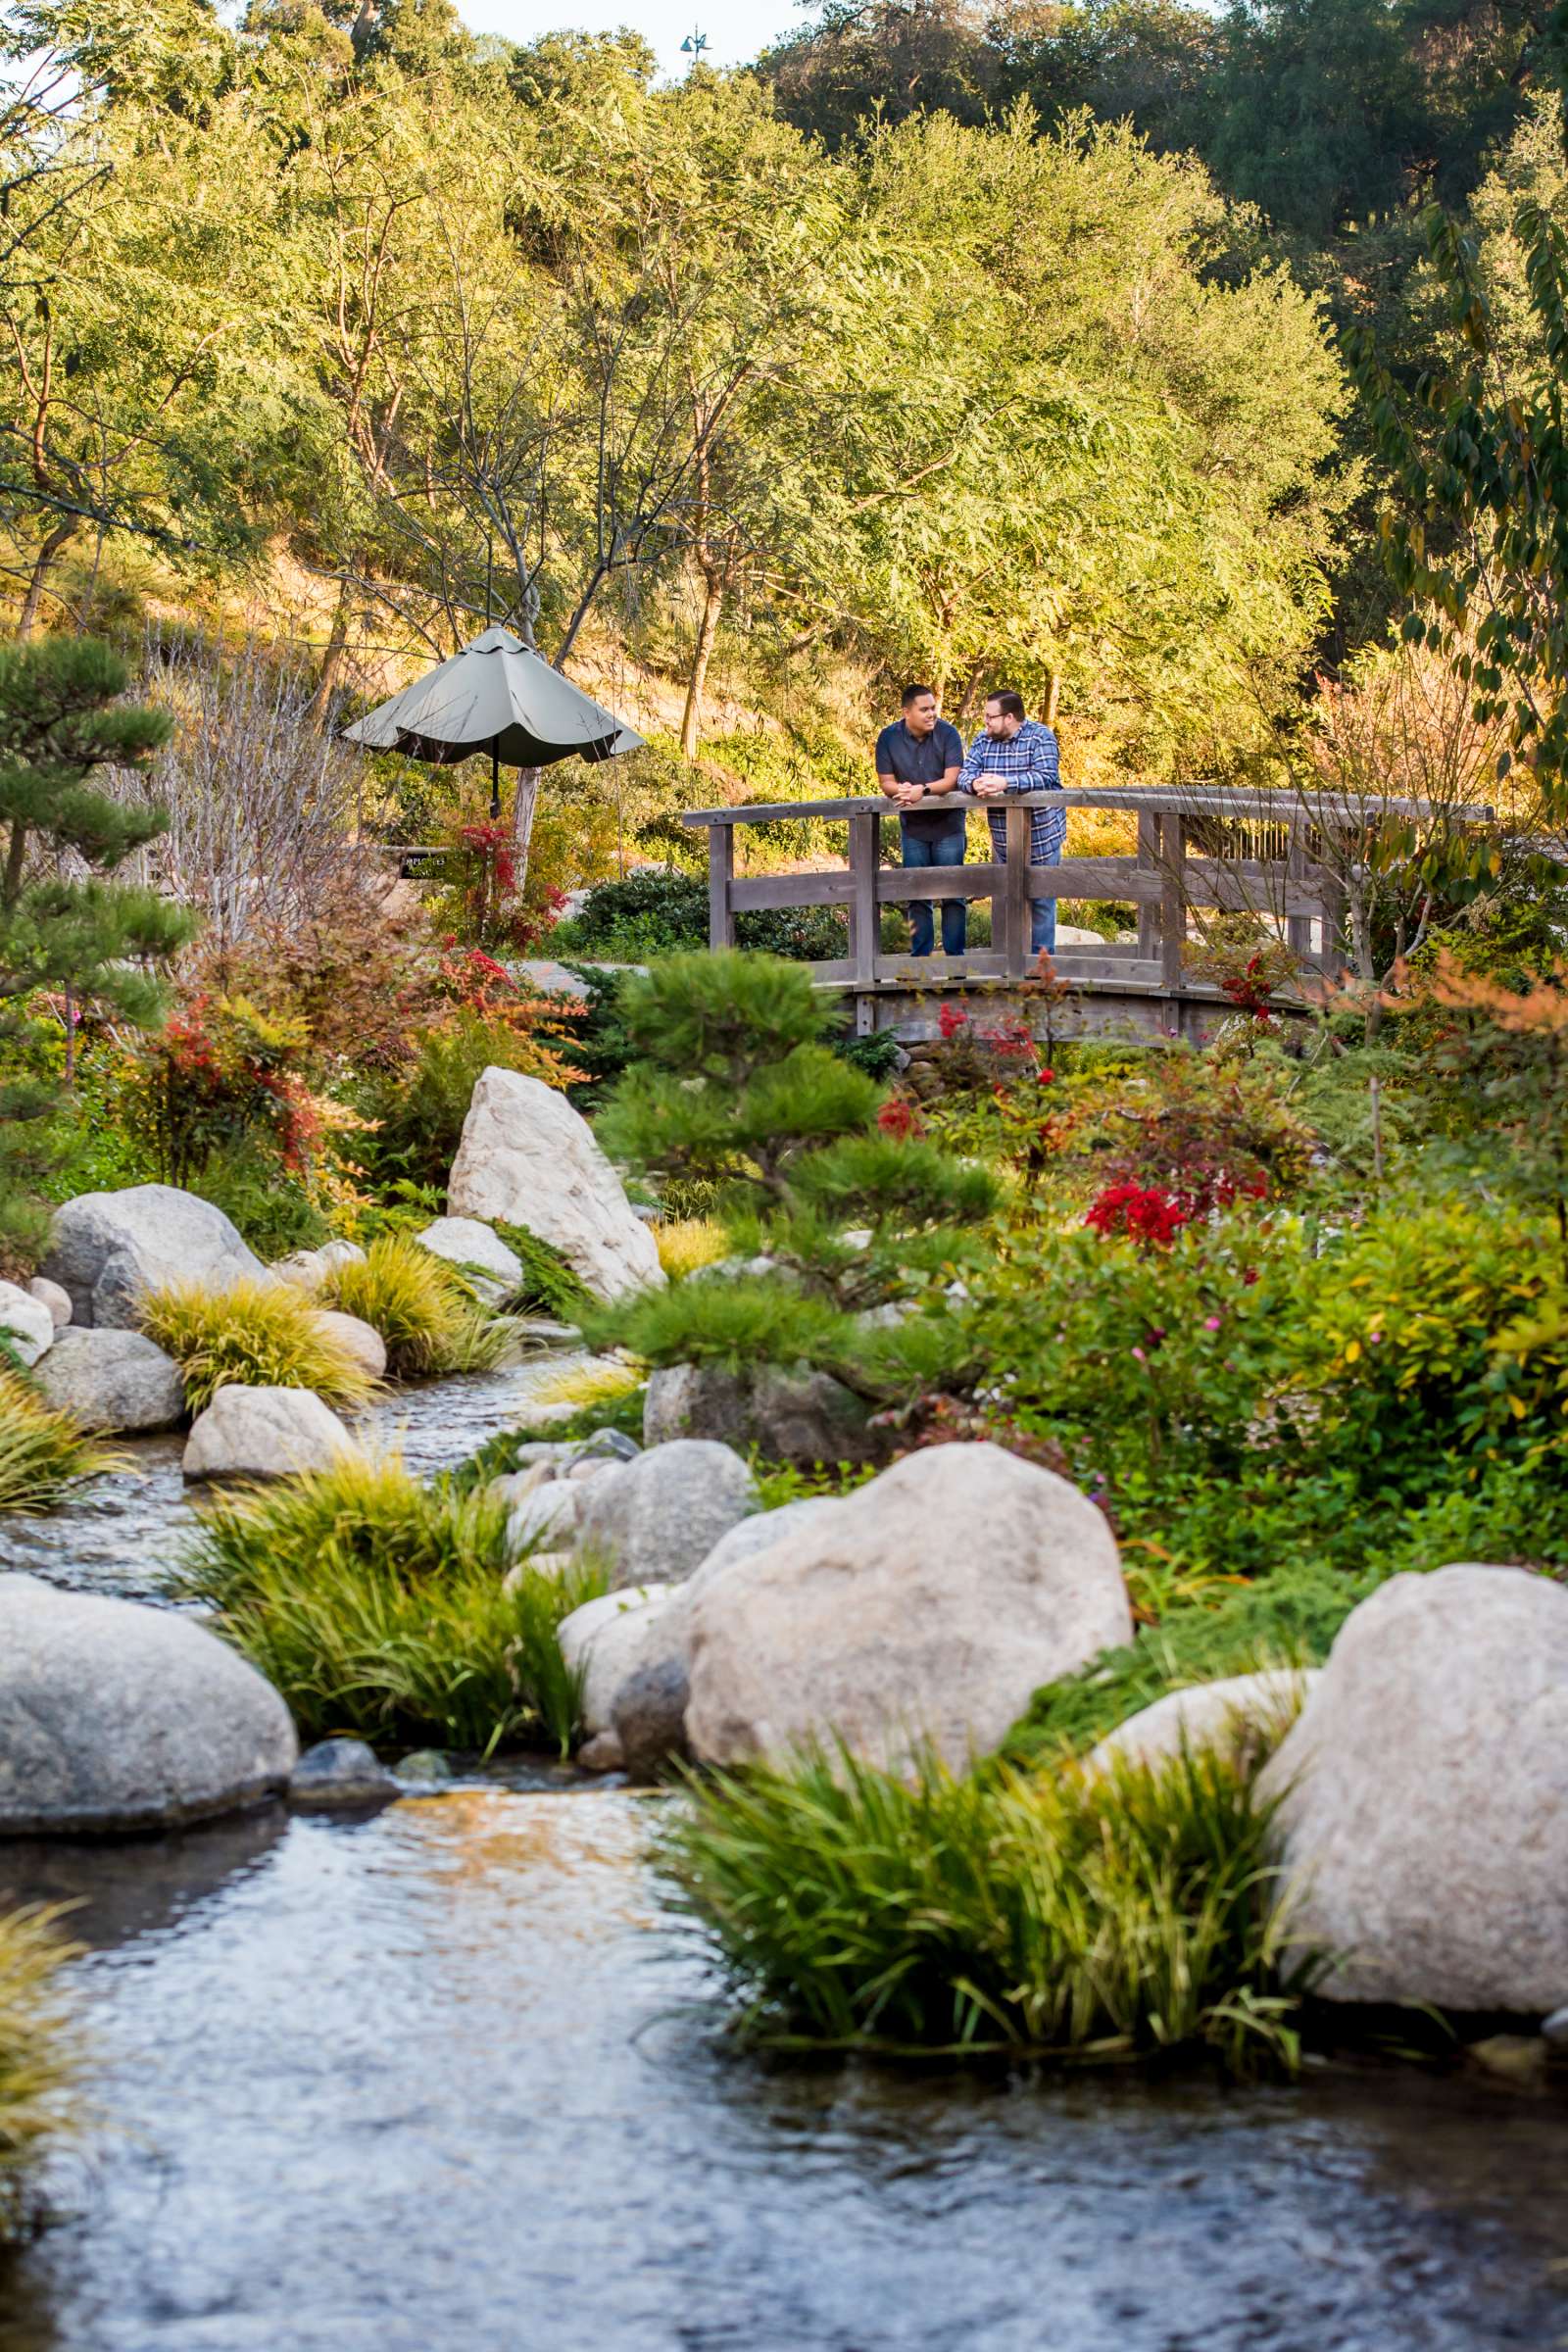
306, 587, 353, 734
1042, 668, 1061, 728
680, 572, 724, 760
512, 765, 541, 895
17, 520, 77, 639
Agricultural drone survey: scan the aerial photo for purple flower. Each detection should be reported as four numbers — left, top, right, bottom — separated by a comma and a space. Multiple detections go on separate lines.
1131, 1346, 1147, 1363
1203, 1315, 1222, 1331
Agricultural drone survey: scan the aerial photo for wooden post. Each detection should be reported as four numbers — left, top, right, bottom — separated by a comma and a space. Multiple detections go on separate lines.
848, 811, 879, 985
1136, 808, 1159, 961
1286, 816, 1313, 963
708, 822, 735, 949
1159, 809, 1185, 995
1004, 801, 1031, 978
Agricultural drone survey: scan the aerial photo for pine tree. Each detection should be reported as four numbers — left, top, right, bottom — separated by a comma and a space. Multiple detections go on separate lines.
0, 635, 196, 1263
589, 951, 996, 1407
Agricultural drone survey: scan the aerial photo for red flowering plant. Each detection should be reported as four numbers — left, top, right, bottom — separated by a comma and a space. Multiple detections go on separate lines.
1184, 917, 1299, 1051
1082, 1050, 1311, 1225
135, 992, 320, 1185
1084, 1179, 1192, 1248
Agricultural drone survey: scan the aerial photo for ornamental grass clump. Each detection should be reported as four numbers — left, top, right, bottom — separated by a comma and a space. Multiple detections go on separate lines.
173, 1451, 600, 1754
140, 1276, 377, 1414
318, 1233, 510, 1378
655, 1741, 1315, 2075
0, 1904, 86, 2243
0, 1369, 113, 1514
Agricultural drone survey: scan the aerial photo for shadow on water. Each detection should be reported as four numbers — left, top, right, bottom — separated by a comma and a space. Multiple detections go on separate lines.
0, 1788, 1565, 2352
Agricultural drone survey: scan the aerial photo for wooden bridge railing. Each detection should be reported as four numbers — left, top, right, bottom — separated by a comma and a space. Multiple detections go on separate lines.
680, 786, 1364, 994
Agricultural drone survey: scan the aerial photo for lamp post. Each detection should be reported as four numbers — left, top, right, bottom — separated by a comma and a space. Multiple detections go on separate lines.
679, 26, 708, 71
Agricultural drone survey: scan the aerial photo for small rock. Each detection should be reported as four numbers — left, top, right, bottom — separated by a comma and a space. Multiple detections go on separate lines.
559, 1585, 677, 1733
310, 1308, 386, 1383
1467, 2034, 1549, 2083
577, 1730, 626, 1774
612, 1657, 691, 1782
496, 1474, 596, 1555
1541, 2005, 1568, 2046
394, 1749, 453, 1785
414, 1216, 522, 1304
27, 1276, 72, 1330
182, 1385, 360, 1483
1087, 1670, 1318, 1776
565, 1427, 641, 1464
0, 1280, 56, 1368
502, 1549, 574, 1591
31, 1327, 184, 1433
272, 1239, 367, 1291
288, 1739, 399, 1810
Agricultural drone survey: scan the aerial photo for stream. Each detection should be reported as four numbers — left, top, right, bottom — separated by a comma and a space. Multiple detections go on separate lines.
1, 1361, 1566, 2350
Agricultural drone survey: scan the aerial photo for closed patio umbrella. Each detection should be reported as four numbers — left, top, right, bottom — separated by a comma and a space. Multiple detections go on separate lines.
342, 624, 644, 848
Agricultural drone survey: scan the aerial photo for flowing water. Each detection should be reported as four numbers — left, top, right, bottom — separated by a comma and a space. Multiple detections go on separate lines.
0, 1352, 591, 1601
2, 1365, 1567, 2350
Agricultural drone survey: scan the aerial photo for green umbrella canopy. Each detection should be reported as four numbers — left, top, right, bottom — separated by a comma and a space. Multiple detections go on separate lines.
342, 625, 644, 769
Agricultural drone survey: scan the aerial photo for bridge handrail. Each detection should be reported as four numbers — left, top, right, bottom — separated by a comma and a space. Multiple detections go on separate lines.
679, 783, 1494, 990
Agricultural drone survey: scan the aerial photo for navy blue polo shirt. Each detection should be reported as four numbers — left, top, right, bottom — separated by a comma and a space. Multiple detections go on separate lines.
874, 717, 965, 843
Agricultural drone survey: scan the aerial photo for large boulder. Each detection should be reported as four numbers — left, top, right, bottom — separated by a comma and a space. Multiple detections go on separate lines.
0, 1575, 297, 1833
558, 1586, 677, 1734
684, 1442, 1132, 1773
0, 1280, 56, 1368
182, 1384, 359, 1483
446, 1067, 662, 1303
643, 1362, 884, 1468
1087, 1669, 1318, 1776
576, 1438, 757, 1588
31, 1328, 184, 1433
414, 1216, 522, 1305
1258, 1565, 1568, 2014
42, 1185, 268, 1327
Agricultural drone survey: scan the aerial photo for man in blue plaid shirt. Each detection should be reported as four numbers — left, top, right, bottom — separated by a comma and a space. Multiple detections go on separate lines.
958, 689, 1064, 956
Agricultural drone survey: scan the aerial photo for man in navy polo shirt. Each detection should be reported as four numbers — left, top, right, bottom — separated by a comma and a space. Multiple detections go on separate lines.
875, 683, 966, 958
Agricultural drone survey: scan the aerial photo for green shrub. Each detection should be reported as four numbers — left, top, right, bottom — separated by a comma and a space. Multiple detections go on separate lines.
655, 1740, 1315, 2072
1295, 1193, 1568, 1487
1004, 1562, 1373, 1763
191, 1136, 333, 1260
492, 1220, 593, 1320
318, 1234, 510, 1377
361, 1012, 578, 1190
0, 1904, 85, 2244
0, 1369, 113, 1512
557, 870, 847, 963
173, 1452, 603, 1753
139, 1277, 377, 1414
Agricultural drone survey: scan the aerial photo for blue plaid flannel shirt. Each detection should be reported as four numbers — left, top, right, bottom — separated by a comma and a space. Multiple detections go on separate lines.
958, 719, 1065, 862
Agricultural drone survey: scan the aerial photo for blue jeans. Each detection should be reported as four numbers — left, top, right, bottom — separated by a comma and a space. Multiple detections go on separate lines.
901, 828, 967, 956
1032, 853, 1059, 957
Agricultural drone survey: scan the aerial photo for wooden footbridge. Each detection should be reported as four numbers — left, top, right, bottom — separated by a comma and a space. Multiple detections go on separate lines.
681, 787, 1352, 1045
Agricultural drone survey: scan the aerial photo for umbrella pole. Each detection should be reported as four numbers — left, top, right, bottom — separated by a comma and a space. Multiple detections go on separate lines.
489, 743, 501, 822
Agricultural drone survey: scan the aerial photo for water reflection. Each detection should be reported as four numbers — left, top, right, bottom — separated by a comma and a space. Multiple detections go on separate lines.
0, 1789, 1564, 2352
